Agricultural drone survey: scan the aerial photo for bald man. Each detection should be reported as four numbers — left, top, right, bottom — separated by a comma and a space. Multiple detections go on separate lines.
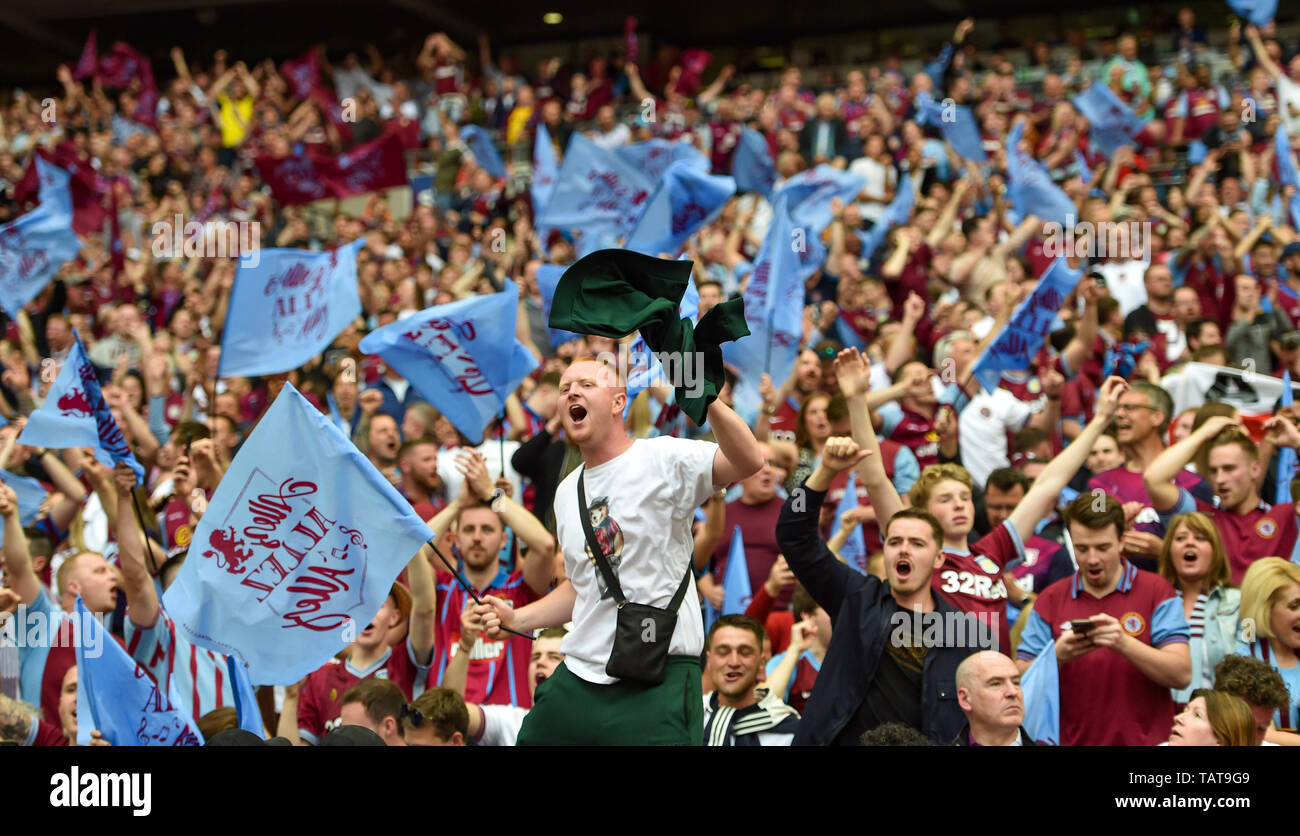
954, 650, 1036, 746
477, 358, 763, 745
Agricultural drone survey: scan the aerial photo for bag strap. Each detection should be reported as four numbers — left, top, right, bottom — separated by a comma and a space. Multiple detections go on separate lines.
577, 468, 693, 614
578, 467, 628, 607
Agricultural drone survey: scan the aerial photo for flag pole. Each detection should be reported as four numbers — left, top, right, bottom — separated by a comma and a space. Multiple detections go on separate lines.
425, 537, 532, 640
129, 487, 162, 575
498, 410, 506, 476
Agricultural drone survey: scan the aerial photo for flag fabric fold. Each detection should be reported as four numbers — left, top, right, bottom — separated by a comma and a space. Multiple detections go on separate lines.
832, 472, 868, 574
1020, 637, 1060, 745
1072, 84, 1149, 155
532, 122, 559, 217
161, 383, 435, 684
19, 330, 144, 481
218, 239, 364, 378
731, 128, 777, 198
358, 280, 539, 444
461, 125, 507, 180
1005, 121, 1077, 228
624, 161, 736, 256
74, 597, 203, 746
0, 158, 83, 317
971, 257, 1082, 392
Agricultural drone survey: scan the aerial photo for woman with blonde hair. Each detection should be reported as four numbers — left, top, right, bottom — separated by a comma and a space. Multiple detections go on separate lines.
1157, 512, 1240, 703
1166, 689, 1257, 746
1236, 558, 1300, 732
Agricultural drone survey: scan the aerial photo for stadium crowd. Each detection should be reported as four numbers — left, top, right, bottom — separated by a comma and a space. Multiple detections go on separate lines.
1, 6, 1300, 747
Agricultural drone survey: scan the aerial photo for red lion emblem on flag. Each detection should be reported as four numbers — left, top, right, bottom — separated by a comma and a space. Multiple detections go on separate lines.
57, 387, 93, 417
203, 526, 253, 575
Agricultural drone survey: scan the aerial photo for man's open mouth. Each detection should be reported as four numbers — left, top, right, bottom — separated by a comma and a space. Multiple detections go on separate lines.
568, 404, 588, 422
895, 559, 912, 580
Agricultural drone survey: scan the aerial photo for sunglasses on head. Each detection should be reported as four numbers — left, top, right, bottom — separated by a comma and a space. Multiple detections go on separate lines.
400, 703, 425, 728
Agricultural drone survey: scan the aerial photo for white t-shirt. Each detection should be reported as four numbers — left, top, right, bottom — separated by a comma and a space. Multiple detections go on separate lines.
847, 157, 895, 223
1093, 258, 1150, 318
957, 387, 1037, 488
1277, 76, 1300, 136
477, 703, 530, 746
553, 436, 719, 685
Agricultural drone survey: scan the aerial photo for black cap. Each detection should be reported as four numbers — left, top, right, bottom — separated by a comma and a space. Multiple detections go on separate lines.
319, 725, 387, 746
204, 729, 269, 747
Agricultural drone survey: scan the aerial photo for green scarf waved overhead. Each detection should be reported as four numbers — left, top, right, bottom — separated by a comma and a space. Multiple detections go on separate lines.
548, 249, 749, 426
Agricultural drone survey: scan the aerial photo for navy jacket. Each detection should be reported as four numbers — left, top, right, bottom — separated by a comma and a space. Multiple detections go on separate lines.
777, 484, 976, 745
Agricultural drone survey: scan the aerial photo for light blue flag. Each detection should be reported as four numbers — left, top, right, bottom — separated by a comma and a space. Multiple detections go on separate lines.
19, 332, 144, 481
226, 656, 266, 738
536, 263, 583, 348
680, 268, 701, 323
832, 472, 868, 574
218, 239, 364, 378
1006, 121, 1077, 229
624, 331, 663, 419
541, 133, 653, 237
916, 93, 987, 163
732, 128, 776, 198
971, 257, 1082, 392
924, 41, 955, 91
1278, 124, 1299, 190
706, 525, 754, 630
615, 138, 710, 183
1279, 372, 1297, 506
625, 161, 736, 256
1020, 637, 1060, 745
532, 121, 559, 217
1227, 0, 1277, 26
74, 596, 203, 746
0, 470, 46, 528
780, 164, 868, 232
0, 157, 83, 318
858, 172, 916, 259
358, 281, 539, 444
462, 125, 506, 180
1072, 84, 1148, 156
161, 383, 435, 684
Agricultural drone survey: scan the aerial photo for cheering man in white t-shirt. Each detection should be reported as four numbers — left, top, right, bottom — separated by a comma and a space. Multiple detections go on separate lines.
477, 358, 764, 745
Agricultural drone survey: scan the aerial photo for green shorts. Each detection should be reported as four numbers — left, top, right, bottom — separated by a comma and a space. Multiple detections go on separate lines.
517, 656, 703, 746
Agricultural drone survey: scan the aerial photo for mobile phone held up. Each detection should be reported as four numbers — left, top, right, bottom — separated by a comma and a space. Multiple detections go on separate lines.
1069, 619, 1096, 634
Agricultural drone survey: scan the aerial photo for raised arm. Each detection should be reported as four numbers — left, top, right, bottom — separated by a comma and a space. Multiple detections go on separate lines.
710, 398, 764, 487
1008, 376, 1126, 543
457, 450, 555, 596
925, 177, 968, 250
0, 484, 39, 605
834, 347, 903, 525
404, 545, 437, 667
777, 437, 872, 621
114, 463, 161, 628
1143, 414, 1241, 513
1061, 275, 1102, 375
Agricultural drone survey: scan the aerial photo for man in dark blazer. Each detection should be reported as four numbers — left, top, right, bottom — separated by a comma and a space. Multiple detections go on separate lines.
778, 436, 987, 745
798, 93, 850, 165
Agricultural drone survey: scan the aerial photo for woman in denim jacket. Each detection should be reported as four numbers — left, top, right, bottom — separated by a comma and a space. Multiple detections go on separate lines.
1158, 512, 1240, 704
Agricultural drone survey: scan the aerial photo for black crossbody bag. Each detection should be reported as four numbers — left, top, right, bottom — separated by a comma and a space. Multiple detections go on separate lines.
577, 468, 692, 686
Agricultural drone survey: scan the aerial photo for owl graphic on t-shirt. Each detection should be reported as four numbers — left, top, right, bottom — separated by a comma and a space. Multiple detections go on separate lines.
584, 496, 624, 599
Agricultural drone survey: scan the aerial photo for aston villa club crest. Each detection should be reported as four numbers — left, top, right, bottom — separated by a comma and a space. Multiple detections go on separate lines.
1256, 518, 1277, 538
1120, 611, 1146, 636
975, 555, 1000, 574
